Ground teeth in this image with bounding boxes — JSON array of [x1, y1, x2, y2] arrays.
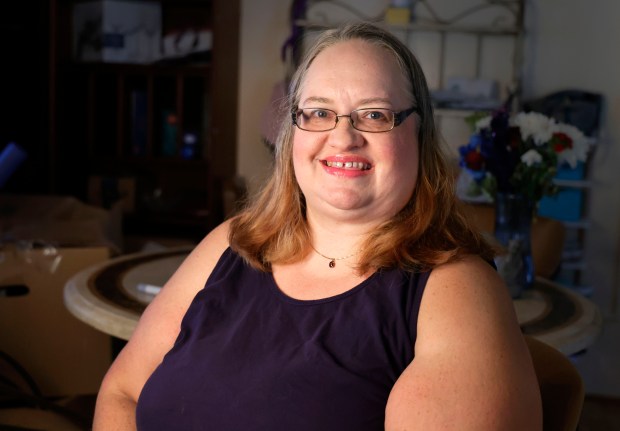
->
[[324, 161, 370, 170]]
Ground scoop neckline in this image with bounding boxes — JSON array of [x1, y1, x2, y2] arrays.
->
[[265, 270, 380, 305]]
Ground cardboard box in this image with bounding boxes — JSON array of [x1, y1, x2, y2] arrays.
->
[[73, 0, 162, 63], [0, 194, 123, 254], [385, 7, 411, 24], [0, 247, 112, 397]]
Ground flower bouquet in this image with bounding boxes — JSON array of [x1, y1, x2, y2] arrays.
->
[[457, 107, 592, 204]]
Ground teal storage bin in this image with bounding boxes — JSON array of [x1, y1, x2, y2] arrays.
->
[[555, 162, 585, 180], [538, 189, 583, 221]]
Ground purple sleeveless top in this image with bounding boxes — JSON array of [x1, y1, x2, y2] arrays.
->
[[136, 247, 430, 430]]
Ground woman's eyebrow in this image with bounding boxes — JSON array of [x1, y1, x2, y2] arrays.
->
[[301, 96, 332, 105], [357, 97, 391, 105], [301, 96, 392, 106]]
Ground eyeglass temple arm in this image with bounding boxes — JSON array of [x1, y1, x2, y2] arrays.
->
[[393, 106, 419, 126]]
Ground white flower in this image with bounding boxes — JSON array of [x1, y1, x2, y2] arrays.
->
[[521, 149, 543, 166], [553, 123, 592, 168], [511, 112, 557, 145], [474, 116, 491, 132]]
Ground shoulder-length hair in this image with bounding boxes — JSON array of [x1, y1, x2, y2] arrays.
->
[[229, 21, 495, 273]]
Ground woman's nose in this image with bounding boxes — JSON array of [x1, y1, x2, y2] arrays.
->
[[327, 116, 364, 149]]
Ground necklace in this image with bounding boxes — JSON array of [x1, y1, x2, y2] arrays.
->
[[310, 245, 359, 268]]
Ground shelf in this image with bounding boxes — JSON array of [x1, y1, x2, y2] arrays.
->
[[561, 260, 588, 271], [115, 157, 210, 167], [295, 19, 521, 36], [562, 219, 591, 230], [69, 62, 211, 76], [435, 107, 497, 117], [73, 69, 210, 161], [562, 248, 584, 260], [563, 284, 594, 298], [124, 208, 215, 240], [553, 179, 593, 189]]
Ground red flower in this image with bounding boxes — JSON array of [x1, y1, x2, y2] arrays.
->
[[464, 149, 485, 170], [509, 126, 521, 150], [551, 132, 573, 153]]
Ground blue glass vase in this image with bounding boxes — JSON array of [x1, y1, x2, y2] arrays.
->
[[493, 193, 535, 298]]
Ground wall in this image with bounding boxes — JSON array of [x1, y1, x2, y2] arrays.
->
[[236, 0, 620, 396], [237, 0, 290, 195], [523, 0, 620, 397]]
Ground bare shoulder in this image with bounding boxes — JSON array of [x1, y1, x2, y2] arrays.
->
[[385, 255, 542, 430], [149, 218, 232, 311], [179, 218, 232, 275], [420, 255, 517, 341]]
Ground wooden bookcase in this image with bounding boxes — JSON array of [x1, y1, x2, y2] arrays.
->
[[49, 0, 239, 241]]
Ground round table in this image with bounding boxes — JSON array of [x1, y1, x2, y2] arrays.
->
[[64, 247, 191, 341], [64, 248, 602, 355]]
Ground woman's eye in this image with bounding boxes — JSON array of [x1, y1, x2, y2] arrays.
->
[[312, 110, 329, 118], [365, 110, 388, 121]]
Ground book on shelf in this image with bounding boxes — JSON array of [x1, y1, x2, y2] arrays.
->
[[130, 90, 148, 156]]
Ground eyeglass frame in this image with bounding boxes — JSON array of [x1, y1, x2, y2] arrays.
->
[[291, 106, 419, 133]]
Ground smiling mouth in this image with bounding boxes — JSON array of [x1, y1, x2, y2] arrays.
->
[[321, 160, 371, 170]]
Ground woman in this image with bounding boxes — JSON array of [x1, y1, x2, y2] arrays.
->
[[94, 22, 542, 430]]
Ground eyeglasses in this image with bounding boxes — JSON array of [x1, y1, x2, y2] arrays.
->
[[291, 106, 419, 133]]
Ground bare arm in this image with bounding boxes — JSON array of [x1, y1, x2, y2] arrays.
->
[[92, 221, 231, 430], [385, 255, 542, 430]]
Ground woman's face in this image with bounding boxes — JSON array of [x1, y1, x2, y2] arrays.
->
[[292, 39, 419, 227]]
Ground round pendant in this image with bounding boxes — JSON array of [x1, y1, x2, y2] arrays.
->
[[329, 260, 336, 268]]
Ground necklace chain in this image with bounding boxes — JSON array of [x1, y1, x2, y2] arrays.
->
[[310, 244, 359, 268]]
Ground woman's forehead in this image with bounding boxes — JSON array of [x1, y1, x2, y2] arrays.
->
[[299, 40, 411, 105]]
